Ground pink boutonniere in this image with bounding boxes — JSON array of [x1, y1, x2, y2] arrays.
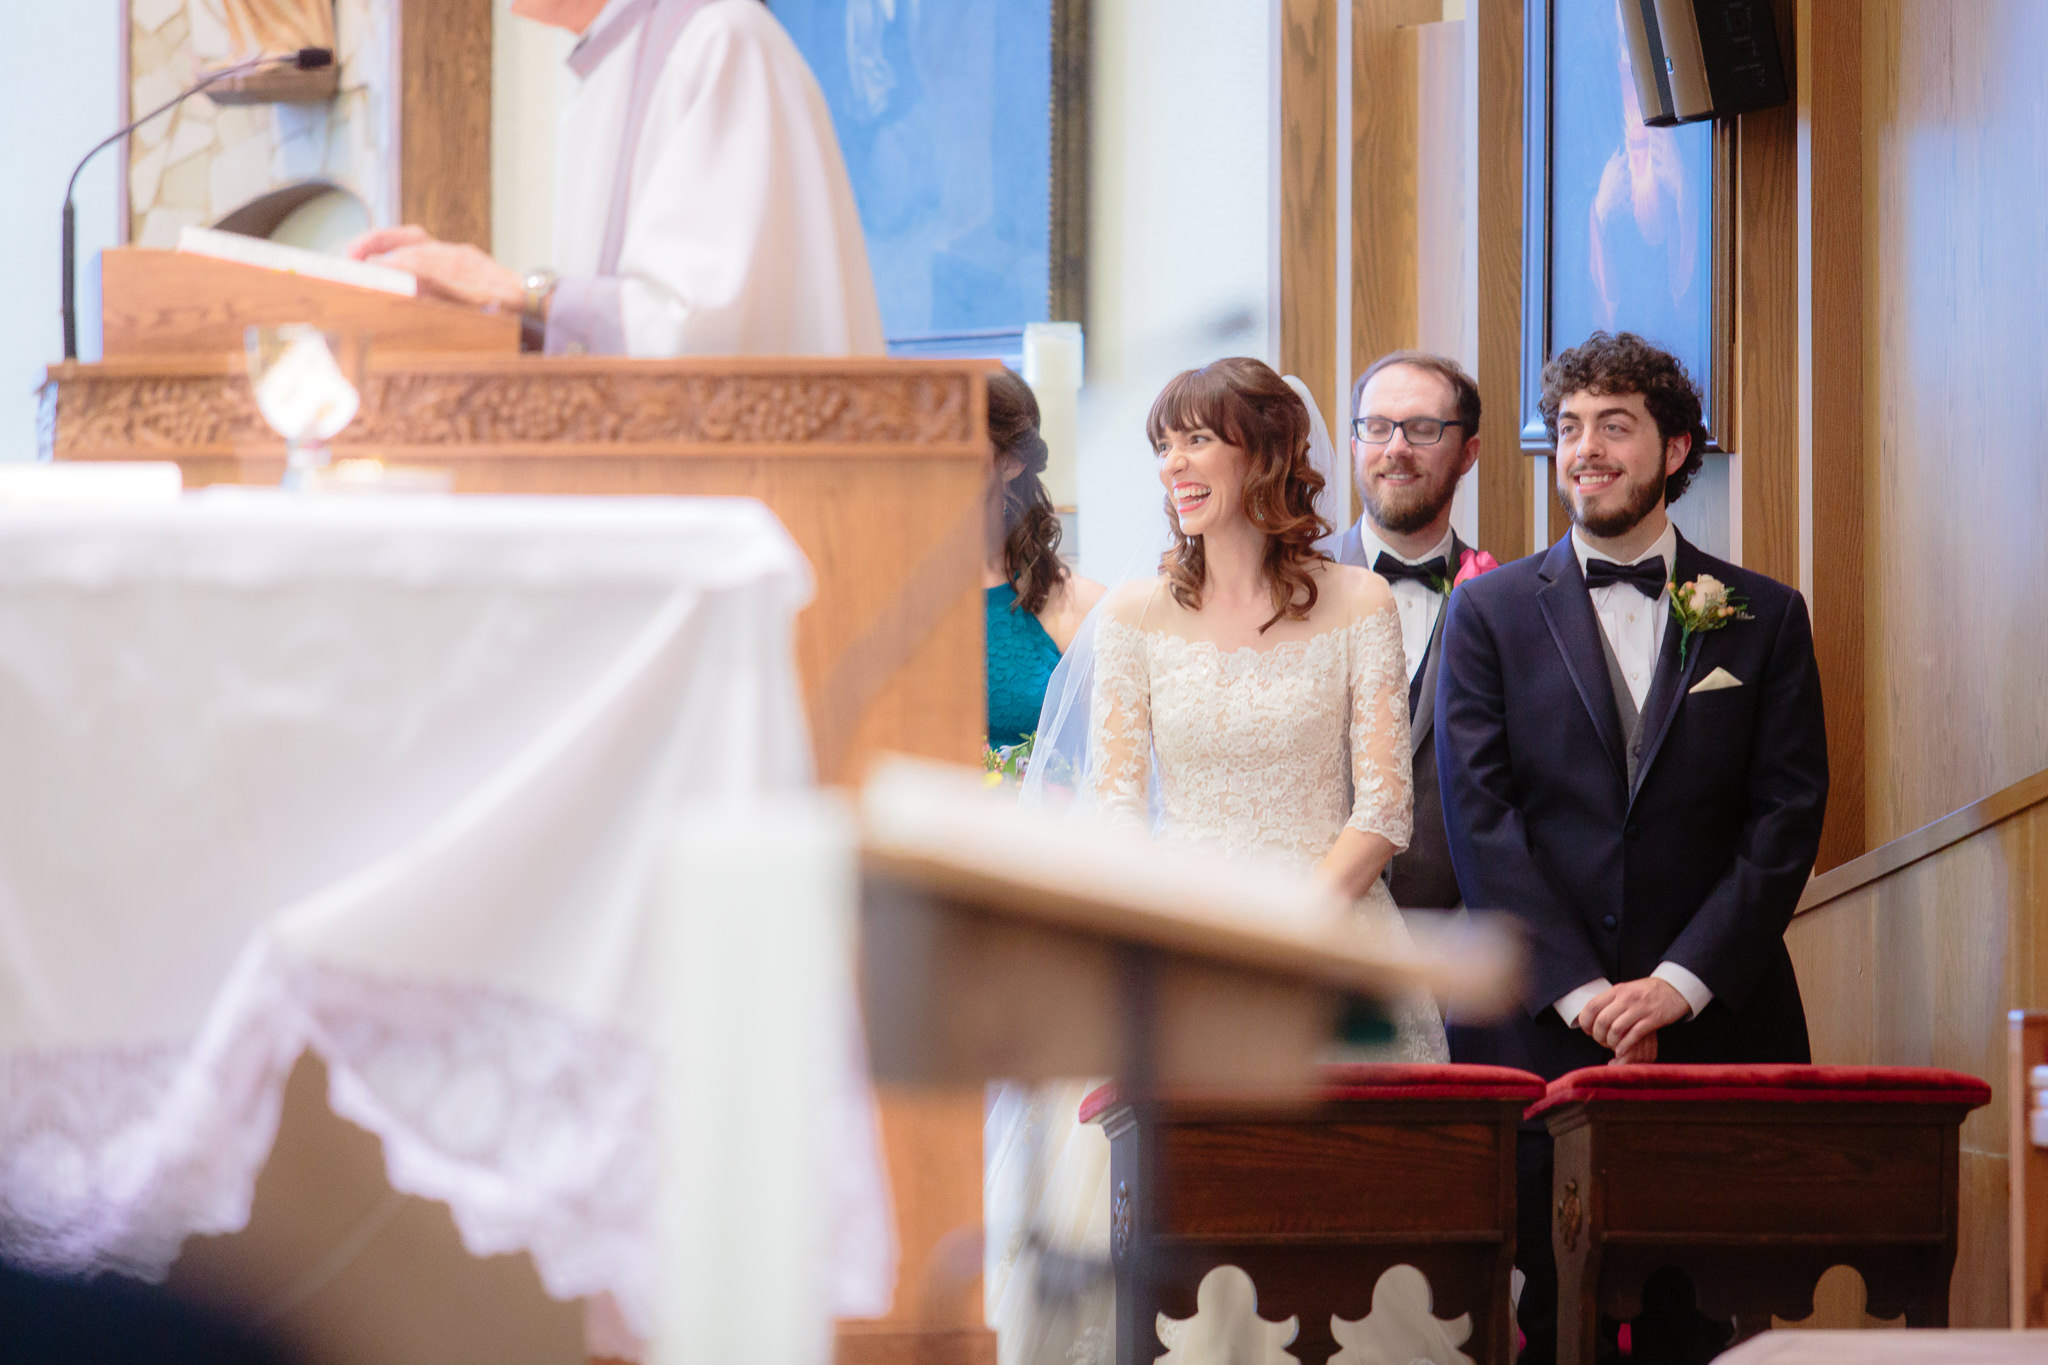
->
[[1451, 548, 1500, 589]]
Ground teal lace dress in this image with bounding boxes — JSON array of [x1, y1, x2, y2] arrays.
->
[[985, 584, 1063, 749]]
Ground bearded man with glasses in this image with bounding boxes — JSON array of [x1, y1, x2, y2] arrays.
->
[[1333, 351, 1498, 916]]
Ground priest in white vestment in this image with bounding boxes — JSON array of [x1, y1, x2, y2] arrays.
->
[[347, 0, 884, 357]]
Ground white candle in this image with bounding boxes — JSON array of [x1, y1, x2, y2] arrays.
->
[[1022, 322, 1084, 512]]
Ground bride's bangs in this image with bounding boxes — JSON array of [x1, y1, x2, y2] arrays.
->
[[1144, 366, 1250, 453]]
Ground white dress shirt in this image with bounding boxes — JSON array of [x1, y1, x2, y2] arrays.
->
[[1553, 519, 1713, 1029], [1356, 522, 1456, 682]]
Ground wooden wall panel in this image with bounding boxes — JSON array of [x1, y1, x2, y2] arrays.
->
[[1731, 0, 1799, 589], [1280, 0, 1340, 442], [1797, 0, 1868, 872], [1861, 0, 2048, 844], [1788, 787, 2048, 1327], [398, 0, 493, 249], [1474, 0, 1530, 561], [1349, 0, 1435, 377]]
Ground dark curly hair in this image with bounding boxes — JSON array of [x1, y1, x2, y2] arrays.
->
[[1145, 357, 1329, 633], [987, 369, 1069, 616], [1537, 331, 1708, 505]]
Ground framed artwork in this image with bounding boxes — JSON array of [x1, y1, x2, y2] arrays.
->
[[770, 0, 1088, 362], [1521, 0, 1726, 453]]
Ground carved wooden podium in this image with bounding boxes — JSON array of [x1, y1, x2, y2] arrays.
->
[[48, 251, 990, 784]]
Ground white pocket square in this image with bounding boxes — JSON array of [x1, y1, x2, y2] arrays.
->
[[1689, 667, 1743, 694]]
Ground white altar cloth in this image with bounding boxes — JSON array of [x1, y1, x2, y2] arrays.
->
[[0, 490, 893, 1347]]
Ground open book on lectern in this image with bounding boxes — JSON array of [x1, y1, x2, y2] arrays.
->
[[95, 231, 519, 359]]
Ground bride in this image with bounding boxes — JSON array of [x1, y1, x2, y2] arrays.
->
[[1091, 358, 1441, 1048], [988, 358, 1447, 1365]]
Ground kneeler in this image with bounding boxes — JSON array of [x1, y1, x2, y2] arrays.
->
[[1082, 1064, 1547, 1365], [1528, 1065, 1993, 1365]]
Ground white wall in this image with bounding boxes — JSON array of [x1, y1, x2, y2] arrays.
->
[[0, 7, 124, 459], [491, 0, 572, 272], [1074, 0, 1274, 583]]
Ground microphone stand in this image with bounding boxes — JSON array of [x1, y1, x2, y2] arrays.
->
[[60, 47, 334, 361]]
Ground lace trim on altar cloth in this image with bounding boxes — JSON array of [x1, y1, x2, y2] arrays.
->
[[0, 946, 660, 1339]]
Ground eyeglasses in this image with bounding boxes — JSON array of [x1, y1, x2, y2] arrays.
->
[[1352, 416, 1469, 446]]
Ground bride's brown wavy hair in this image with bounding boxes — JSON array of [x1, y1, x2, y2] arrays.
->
[[1145, 357, 1330, 632]]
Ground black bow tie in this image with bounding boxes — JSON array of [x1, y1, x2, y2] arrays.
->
[[1373, 552, 1451, 589], [1584, 555, 1668, 599]]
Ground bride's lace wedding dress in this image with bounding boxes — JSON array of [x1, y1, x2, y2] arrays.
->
[[1089, 571, 1448, 1061]]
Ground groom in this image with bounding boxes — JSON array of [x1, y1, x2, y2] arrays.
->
[[1334, 351, 1494, 913], [1435, 332, 1828, 1363]]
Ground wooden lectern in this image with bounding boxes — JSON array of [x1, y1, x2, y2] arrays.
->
[[50, 248, 990, 784]]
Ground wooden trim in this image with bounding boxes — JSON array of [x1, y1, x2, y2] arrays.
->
[[1349, 1, 1433, 379], [1475, 0, 1530, 561], [1797, 0, 1867, 872], [1049, 0, 1090, 325], [1731, 0, 1799, 586], [1280, 0, 1339, 441], [397, 0, 493, 248], [1795, 766, 2048, 915], [1515, 0, 1549, 454], [46, 355, 993, 463]]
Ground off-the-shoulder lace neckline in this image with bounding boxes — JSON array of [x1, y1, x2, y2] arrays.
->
[[1097, 611, 1369, 659]]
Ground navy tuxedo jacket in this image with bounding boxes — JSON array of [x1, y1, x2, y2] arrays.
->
[[1435, 531, 1827, 1079]]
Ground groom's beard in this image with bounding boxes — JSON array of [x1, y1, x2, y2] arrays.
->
[[1363, 456, 1460, 536], [1557, 459, 1664, 538]]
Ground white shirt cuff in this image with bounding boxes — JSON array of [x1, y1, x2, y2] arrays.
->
[[1652, 962, 1713, 1019], [1555, 978, 1614, 1029]]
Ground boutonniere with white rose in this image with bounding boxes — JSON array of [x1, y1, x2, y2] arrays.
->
[[1669, 573, 1751, 668]]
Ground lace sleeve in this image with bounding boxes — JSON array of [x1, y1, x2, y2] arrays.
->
[[1086, 615, 1151, 829], [1346, 596, 1413, 850]]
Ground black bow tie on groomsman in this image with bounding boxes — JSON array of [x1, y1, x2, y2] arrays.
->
[[1584, 555, 1668, 599], [1373, 552, 1452, 590]]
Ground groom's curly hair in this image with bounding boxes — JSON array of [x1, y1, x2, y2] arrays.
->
[[1538, 331, 1709, 505], [1146, 357, 1330, 633]]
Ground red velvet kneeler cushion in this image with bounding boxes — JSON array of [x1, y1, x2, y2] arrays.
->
[[1524, 1064, 1994, 1122], [1078, 1064, 1547, 1124]]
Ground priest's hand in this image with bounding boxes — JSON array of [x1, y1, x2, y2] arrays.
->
[[1580, 977, 1689, 1060], [344, 226, 526, 313]]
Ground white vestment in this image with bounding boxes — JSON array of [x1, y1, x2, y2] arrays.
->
[[548, 0, 886, 357]]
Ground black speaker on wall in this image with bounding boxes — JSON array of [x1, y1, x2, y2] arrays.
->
[[1620, 0, 1788, 127]]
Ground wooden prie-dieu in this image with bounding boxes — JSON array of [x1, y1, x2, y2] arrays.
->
[[1530, 1065, 1993, 1365], [1082, 1065, 1546, 1365]]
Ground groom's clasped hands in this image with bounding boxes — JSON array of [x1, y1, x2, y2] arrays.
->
[[1577, 976, 1693, 1065]]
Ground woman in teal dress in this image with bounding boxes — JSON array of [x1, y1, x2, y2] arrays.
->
[[984, 370, 1103, 750]]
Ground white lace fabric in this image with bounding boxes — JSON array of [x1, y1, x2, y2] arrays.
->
[[1082, 571, 1443, 1063], [0, 945, 661, 1331], [1087, 574, 1415, 862]]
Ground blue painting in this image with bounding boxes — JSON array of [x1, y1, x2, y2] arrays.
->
[[770, 0, 1053, 352], [1526, 0, 1716, 446]]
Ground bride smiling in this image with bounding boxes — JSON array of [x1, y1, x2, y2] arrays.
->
[[1086, 357, 1448, 1059]]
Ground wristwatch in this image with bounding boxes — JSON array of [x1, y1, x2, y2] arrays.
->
[[522, 268, 559, 319], [520, 268, 559, 352]]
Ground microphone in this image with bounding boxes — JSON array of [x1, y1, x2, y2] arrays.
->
[[60, 47, 337, 361]]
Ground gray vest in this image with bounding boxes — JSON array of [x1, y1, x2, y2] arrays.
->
[[1596, 626, 1646, 791]]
